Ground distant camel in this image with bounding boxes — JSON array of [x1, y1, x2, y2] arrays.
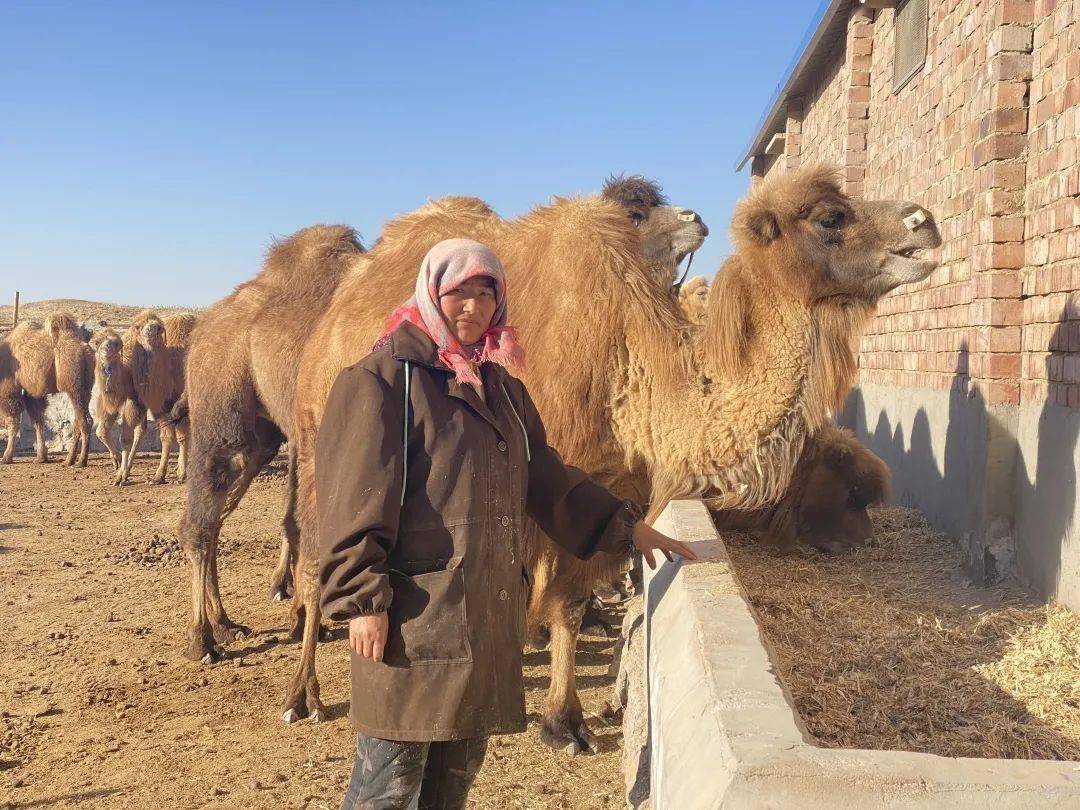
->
[[113, 311, 198, 485], [0, 312, 93, 466]]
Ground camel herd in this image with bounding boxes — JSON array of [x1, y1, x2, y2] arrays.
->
[[1, 310, 196, 485], [0, 166, 941, 755]]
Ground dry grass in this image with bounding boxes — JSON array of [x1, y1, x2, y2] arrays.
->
[[723, 506, 1080, 761]]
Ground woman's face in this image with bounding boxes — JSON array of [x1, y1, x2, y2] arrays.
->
[[439, 277, 498, 345]]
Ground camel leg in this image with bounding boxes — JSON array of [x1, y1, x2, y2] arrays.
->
[[180, 446, 247, 663], [269, 444, 298, 602], [174, 421, 188, 483], [24, 397, 49, 463], [76, 410, 90, 467], [180, 428, 279, 662], [0, 405, 19, 464], [281, 558, 325, 723], [152, 420, 174, 485], [202, 443, 277, 644], [66, 407, 90, 467], [115, 406, 145, 486], [96, 413, 121, 470], [539, 589, 597, 755], [282, 432, 328, 723]]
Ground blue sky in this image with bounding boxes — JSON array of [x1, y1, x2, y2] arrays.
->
[[1, 1, 816, 307]]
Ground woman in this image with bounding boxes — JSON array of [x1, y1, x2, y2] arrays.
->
[[317, 238, 696, 809]]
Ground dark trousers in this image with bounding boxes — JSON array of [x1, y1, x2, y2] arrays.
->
[[341, 732, 489, 810]]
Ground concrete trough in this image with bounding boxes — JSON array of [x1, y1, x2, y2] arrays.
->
[[632, 499, 1080, 808]]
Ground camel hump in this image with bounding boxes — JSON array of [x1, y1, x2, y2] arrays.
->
[[261, 224, 365, 297], [163, 312, 199, 347], [44, 311, 79, 341]]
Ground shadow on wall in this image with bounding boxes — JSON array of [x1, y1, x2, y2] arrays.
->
[[841, 313, 1079, 602]]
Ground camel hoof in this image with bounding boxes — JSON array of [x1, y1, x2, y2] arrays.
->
[[540, 714, 599, 756], [269, 587, 289, 603], [309, 709, 324, 723], [282, 709, 300, 724], [200, 653, 215, 665], [0, 457, 12, 465]]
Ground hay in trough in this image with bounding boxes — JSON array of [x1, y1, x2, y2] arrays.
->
[[722, 507, 1080, 760]]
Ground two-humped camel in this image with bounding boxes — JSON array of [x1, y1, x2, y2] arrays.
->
[[267, 166, 939, 749], [174, 177, 706, 654], [681, 275, 893, 553], [0, 313, 93, 466], [108, 311, 197, 485]]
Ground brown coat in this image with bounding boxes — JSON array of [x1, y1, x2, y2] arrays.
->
[[317, 322, 634, 741]]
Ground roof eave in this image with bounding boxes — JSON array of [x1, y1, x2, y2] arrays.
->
[[734, 0, 853, 172]]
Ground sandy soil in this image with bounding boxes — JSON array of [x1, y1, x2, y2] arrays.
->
[[0, 454, 622, 809], [0, 299, 200, 328]]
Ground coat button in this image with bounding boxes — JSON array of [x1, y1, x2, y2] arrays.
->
[[498, 589, 508, 601], [500, 515, 511, 527], [497, 440, 507, 452]]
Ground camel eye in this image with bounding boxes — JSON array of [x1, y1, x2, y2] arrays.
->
[[628, 210, 645, 225], [819, 211, 845, 230]]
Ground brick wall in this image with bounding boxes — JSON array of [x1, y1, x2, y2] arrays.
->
[[1021, 0, 1080, 407], [761, 0, 1078, 414]]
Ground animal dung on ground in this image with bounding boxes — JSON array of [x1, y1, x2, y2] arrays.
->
[[722, 507, 1080, 761]]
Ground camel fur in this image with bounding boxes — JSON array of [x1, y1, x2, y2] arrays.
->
[[175, 176, 704, 665], [0, 312, 93, 466], [713, 422, 892, 553], [90, 328, 142, 474], [265, 165, 940, 753]]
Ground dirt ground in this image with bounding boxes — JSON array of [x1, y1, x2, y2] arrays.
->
[[0, 454, 623, 809]]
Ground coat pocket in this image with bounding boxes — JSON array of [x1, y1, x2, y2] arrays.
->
[[385, 558, 471, 666]]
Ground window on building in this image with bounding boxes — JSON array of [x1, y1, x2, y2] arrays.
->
[[893, 0, 928, 92]]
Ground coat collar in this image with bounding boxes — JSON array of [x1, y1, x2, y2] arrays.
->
[[390, 321, 508, 435]]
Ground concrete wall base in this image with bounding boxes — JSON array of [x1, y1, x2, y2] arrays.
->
[[841, 382, 1079, 611]]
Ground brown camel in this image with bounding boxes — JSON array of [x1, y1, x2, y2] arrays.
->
[[713, 422, 892, 554], [0, 313, 93, 466], [602, 175, 708, 288], [264, 165, 940, 750], [113, 311, 197, 485], [90, 328, 142, 473], [677, 274, 710, 324], [174, 175, 706, 655]]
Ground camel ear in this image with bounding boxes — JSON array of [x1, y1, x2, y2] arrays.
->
[[705, 258, 753, 377], [851, 447, 892, 505], [733, 195, 782, 247]]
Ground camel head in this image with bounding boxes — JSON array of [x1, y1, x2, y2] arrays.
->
[[678, 275, 710, 324], [92, 329, 123, 388], [731, 164, 941, 304], [133, 311, 167, 350], [602, 175, 709, 288], [797, 427, 892, 554]]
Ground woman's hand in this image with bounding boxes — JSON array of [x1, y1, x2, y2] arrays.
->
[[632, 521, 699, 569], [349, 612, 389, 662]]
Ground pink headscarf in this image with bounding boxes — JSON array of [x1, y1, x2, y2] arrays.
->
[[373, 238, 526, 385]]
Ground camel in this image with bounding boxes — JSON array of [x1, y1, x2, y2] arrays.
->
[[0, 313, 93, 466], [113, 311, 197, 485], [89, 328, 142, 473], [678, 274, 710, 324], [174, 175, 707, 655], [602, 175, 708, 288], [257, 165, 940, 751], [712, 422, 892, 553]]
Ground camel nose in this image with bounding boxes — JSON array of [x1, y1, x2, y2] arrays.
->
[[678, 208, 709, 236], [902, 205, 928, 231]]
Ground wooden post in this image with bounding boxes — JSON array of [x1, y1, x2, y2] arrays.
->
[[12, 291, 18, 327]]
